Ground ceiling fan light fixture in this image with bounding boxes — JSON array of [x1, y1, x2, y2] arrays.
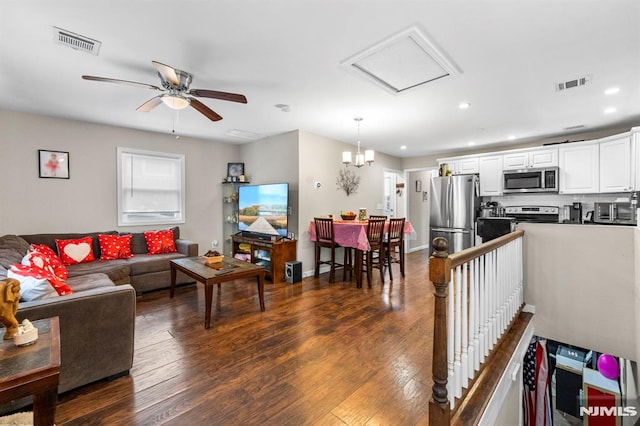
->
[[161, 94, 190, 110]]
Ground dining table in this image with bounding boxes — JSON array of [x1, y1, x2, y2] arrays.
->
[[308, 218, 416, 287]]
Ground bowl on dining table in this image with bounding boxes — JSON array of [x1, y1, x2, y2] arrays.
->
[[340, 213, 356, 220]]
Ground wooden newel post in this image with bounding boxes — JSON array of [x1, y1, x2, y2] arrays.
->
[[429, 237, 451, 425]]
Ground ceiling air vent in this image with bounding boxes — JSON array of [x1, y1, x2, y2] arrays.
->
[[556, 75, 591, 92], [53, 27, 101, 55]]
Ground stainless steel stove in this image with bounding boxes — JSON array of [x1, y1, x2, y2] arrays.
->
[[503, 205, 559, 223]]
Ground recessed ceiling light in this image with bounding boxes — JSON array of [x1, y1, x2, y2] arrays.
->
[[508, 135, 516, 141], [468, 141, 476, 146], [604, 87, 620, 95], [604, 107, 617, 114], [459, 102, 471, 109], [400, 145, 407, 150]]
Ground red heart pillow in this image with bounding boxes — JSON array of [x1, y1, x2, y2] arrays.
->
[[143, 229, 177, 255], [55, 237, 96, 265], [98, 234, 133, 261]]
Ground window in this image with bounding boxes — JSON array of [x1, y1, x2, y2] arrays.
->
[[117, 147, 185, 226]]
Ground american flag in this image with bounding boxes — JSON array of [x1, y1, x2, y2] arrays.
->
[[523, 338, 552, 425]]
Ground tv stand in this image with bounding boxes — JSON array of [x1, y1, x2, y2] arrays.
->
[[231, 234, 297, 282]]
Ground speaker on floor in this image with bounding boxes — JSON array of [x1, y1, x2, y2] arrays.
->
[[285, 261, 302, 284]]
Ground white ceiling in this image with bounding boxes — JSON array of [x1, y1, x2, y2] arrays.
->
[[1, 1, 639, 158]]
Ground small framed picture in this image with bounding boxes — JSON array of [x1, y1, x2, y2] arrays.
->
[[227, 162, 244, 178], [38, 150, 69, 179], [415, 180, 422, 192]]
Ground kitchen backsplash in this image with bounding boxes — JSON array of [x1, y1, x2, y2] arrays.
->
[[484, 192, 634, 220]]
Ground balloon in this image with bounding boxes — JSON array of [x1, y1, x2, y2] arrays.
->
[[597, 354, 619, 380]]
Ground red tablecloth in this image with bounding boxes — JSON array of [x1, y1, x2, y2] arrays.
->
[[308, 219, 415, 251]]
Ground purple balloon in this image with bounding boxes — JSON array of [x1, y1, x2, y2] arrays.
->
[[597, 354, 619, 380]]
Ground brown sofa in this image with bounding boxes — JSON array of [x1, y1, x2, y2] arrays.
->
[[0, 226, 198, 408], [19, 226, 198, 295]]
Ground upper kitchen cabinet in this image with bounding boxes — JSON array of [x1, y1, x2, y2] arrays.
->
[[438, 156, 479, 175], [599, 133, 632, 193], [559, 142, 599, 194], [502, 148, 558, 170], [478, 155, 503, 196], [633, 128, 640, 190]]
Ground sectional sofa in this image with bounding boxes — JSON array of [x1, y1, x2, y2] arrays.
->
[[0, 226, 198, 406]]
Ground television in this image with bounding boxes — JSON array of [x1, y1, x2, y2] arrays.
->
[[237, 183, 289, 238]]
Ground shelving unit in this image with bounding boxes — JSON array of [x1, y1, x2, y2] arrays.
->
[[222, 181, 249, 255], [231, 234, 297, 282]]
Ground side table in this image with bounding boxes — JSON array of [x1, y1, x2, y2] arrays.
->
[[0, 317, 60, 426]]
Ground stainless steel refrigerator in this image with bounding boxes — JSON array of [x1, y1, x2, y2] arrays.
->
[[429, 174, 480, 253]]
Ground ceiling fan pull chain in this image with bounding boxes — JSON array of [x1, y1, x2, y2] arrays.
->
[[172, 110, 180, 139]]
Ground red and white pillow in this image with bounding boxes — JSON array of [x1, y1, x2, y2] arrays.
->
[[10, 245, 73, 301], [143, 229, 177, 255], [55, 236, 96, 265], [98, 234, 133, 261], [26, 244, 68, 280]]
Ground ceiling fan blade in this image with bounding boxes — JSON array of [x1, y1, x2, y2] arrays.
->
[[82, 75, 162, 91], [136, 96, 163, 112], [151, 61, 180, 86], [189, 98, 223, 121], [188, 89, 247, 104]]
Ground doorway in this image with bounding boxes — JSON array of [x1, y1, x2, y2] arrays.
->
[[405, 167, 437, 252], [383, 169, 404, 218]]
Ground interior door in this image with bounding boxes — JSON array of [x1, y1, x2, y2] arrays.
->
[[383, 170, 398, 217]]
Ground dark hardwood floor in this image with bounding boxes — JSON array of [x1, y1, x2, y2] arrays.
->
[[55, 250, 435, 425]]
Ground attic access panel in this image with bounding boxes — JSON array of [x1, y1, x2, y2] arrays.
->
[[342, 26, 461, 94]]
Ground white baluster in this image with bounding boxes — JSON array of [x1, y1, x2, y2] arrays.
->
[[454, 265, 462, 398], [461, 263, 468, 389], [469, 258, 477, 377], [479, 253, 487, 361], [448, 276, 455, 407]]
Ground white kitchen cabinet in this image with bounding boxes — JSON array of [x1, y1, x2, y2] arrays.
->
[[599, 133, 632, 193], [502, 148, 558, 170], [559, 142, 599, 194], [478, 155, 503, 196], [438, 156, 479, 175], [632, 128, 640, 190], [458, 157, 479, 174]]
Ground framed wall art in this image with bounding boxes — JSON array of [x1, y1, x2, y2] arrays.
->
[[38, 150, 69, 179], [227, 162, 244, 178]]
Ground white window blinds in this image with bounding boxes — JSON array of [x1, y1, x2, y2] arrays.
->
[[117, 147, 185, 226]]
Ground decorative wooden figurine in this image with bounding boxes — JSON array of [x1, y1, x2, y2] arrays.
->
[[0, 278, 21, 339]]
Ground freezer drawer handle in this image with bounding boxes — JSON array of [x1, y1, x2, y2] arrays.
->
[[431, 228, 470, 234]]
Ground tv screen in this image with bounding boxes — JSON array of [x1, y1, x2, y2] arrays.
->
[[238, 183, 289, 237]]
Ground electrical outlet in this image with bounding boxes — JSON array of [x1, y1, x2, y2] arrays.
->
[[211, 240, 218, 248]]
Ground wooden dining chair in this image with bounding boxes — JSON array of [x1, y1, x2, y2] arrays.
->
[[313, 217, 349, 283], [362, 217, 386, 288], [384, 217, 406, 281], [368, 215, 388, 220]]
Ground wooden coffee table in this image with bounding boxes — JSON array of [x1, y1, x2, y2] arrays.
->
[[170, 257, 266, 328], [0, 317, 60, 426]]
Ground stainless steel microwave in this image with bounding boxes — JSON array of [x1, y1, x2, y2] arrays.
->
[[502, 167, 559, 193]]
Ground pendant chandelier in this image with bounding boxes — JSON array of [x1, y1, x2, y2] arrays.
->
[[342, 117, 374, 167]]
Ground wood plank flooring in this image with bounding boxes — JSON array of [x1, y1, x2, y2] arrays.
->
[[55, 250, 435, 425]]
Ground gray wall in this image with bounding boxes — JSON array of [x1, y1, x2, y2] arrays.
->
[[0, 109, 239, 254], [520, 222, 637, 361]]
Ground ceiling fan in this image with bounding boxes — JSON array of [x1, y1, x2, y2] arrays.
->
[[82, 61, 247, 121]]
